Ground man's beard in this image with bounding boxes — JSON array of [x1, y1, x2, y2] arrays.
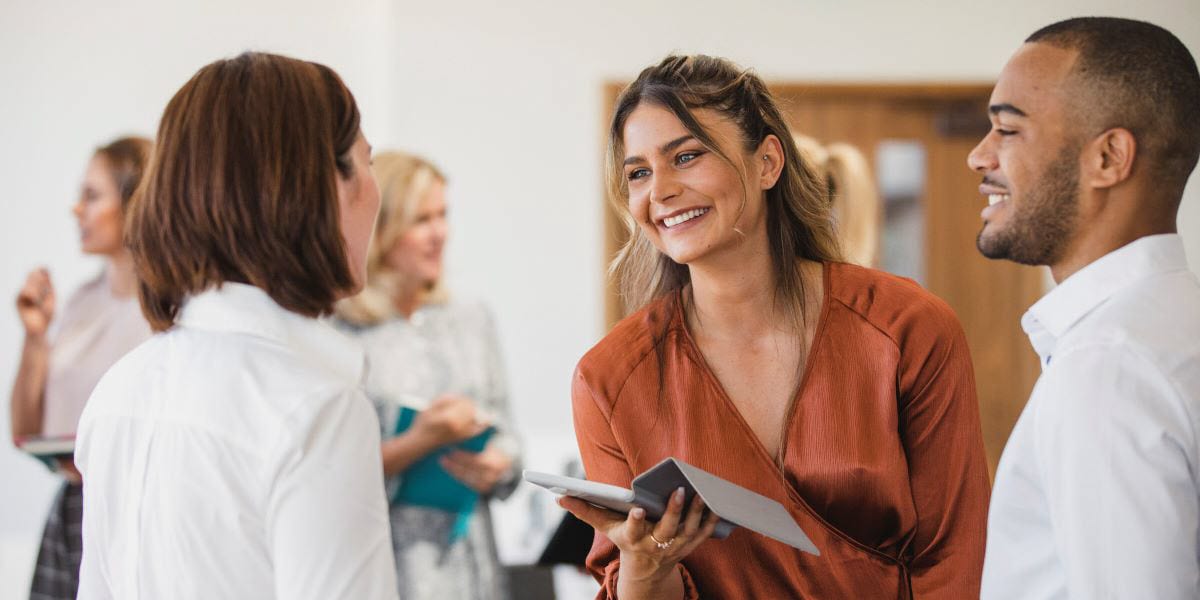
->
[[976, 147, 1080, 266]]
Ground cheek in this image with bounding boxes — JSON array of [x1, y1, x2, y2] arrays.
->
[[391, 234, 423, 264], [96, 200, 124, 234], [627, 189, 651, 224]]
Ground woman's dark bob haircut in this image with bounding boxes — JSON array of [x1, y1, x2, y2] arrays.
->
[[127, 51, 361, 331]]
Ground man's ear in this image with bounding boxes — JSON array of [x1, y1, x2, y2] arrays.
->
[[1082, 127, 1137, 189]]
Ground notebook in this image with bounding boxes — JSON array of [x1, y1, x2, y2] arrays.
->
[[391, 405, 496, 514], [15, 434, 75, 470], [524, 457, 819, 554]]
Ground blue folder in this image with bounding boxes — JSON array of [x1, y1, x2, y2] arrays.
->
[[391, 406, 496, 517]]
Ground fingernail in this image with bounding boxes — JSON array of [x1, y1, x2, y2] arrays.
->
[[674, 487, 685, 502], [631, 507, 645, 520]]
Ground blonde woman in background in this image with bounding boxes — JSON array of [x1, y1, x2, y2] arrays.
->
[[793, 135, 882, 267], [336, 151, 522, 600], [9, 136, 154, 600]]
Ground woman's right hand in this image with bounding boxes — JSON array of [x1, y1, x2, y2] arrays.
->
[[16, 268, 55, 339], [411, 393, 486, 446], [560, 487, 719, 598]]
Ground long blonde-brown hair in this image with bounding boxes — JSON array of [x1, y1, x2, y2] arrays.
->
[[793, 135, 881, 268], [608, 55, 842, 323], [335, 151, 448, 325]]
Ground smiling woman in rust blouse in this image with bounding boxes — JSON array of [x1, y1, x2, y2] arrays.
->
[[559, 55, 990, 600]]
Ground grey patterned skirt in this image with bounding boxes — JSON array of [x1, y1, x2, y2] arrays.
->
[[29, 482, 82, 600]]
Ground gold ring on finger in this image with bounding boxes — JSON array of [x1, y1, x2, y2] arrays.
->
[[649, 532, 675, 550]]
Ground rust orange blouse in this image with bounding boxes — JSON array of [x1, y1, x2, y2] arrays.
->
[[572, 262, 989, 599]]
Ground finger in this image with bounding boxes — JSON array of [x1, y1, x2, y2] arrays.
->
[[441, 451, 478, 470], [17, 288, 38, 307], [443, 393, 475, 409], [651, 487, 687, 541], [557, 496, 630, 534], [625, 505, 653, 543], [439, 454, 473, 476], [31, 270, 50, 294], [679, 511, 721, 556], [680, 493, 707, 537], [439, 456, 474, 483]]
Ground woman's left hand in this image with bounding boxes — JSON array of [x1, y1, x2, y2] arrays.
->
[[441, 443, 513, 494]]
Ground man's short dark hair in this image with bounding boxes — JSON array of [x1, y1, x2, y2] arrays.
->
[[1027, 17, 1200, 195]]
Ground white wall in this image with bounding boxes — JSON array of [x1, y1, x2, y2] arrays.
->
[[1, 1, 1197, 598]]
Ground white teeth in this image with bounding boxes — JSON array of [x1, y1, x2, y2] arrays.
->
[[663, 208, 709, 228], [988, 193, 1011, 206]]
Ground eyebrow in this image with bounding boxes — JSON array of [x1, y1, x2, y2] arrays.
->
[[623, 134, 696, 167], [989, 103, 1028, 118]]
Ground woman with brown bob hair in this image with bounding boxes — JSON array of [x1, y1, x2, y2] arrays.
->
[[560, 55, 989, 599], [73, 52, 398, 599]]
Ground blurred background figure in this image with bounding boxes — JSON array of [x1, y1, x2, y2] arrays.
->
[[8, 136, 153, 600], [793, 135, 883, 268], [336, 151, 523, 600]]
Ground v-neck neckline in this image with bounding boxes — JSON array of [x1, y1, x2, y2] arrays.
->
[[674, 261, 833, 469]]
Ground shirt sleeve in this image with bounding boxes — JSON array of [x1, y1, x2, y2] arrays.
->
[[572, 367, 700, 600], [265, 387, 399, 600], [1034, 345, 1199, 599], [896, 299, 990, 598]]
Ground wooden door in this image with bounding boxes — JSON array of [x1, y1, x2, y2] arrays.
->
[[601, 83, 1042, 476]]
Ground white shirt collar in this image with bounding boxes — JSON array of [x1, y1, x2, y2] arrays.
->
[[1020, 234, 1190, 363], [177, 282, 366, 386]]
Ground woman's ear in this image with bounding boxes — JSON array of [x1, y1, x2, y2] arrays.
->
[[757, 135, 785, 190]]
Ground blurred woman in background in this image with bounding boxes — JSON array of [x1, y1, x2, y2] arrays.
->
[[793, 134, 882, 268], [9, 136, 153, 600], [336, 151, 522, 600]]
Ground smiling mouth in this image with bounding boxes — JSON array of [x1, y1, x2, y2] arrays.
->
[[988, 193, 1011, 206], [661, 208, 709, 228]]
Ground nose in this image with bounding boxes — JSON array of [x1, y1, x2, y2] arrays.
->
[[432, 215, 448, 244], [967, 134, 998, 174], [649, 170, 682, 204], [71, 198, 85, 220]]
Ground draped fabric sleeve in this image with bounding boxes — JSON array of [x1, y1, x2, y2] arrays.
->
[[572, 366, 700, 600], [894, 296, 990, 598]]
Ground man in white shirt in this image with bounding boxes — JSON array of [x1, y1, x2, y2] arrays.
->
[[969, 17, 1200, 599]]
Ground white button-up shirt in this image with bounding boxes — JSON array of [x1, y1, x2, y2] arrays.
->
[[75, 283, 399, 600], [982, 234, 1200, 599]]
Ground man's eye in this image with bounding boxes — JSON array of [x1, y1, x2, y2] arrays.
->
[[996, 128, 1017, 136], [627, 168, 650, 181]]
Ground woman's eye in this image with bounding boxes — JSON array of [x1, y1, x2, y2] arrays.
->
[[627, 168, 650, 181], [676, 151, 702, 165]]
